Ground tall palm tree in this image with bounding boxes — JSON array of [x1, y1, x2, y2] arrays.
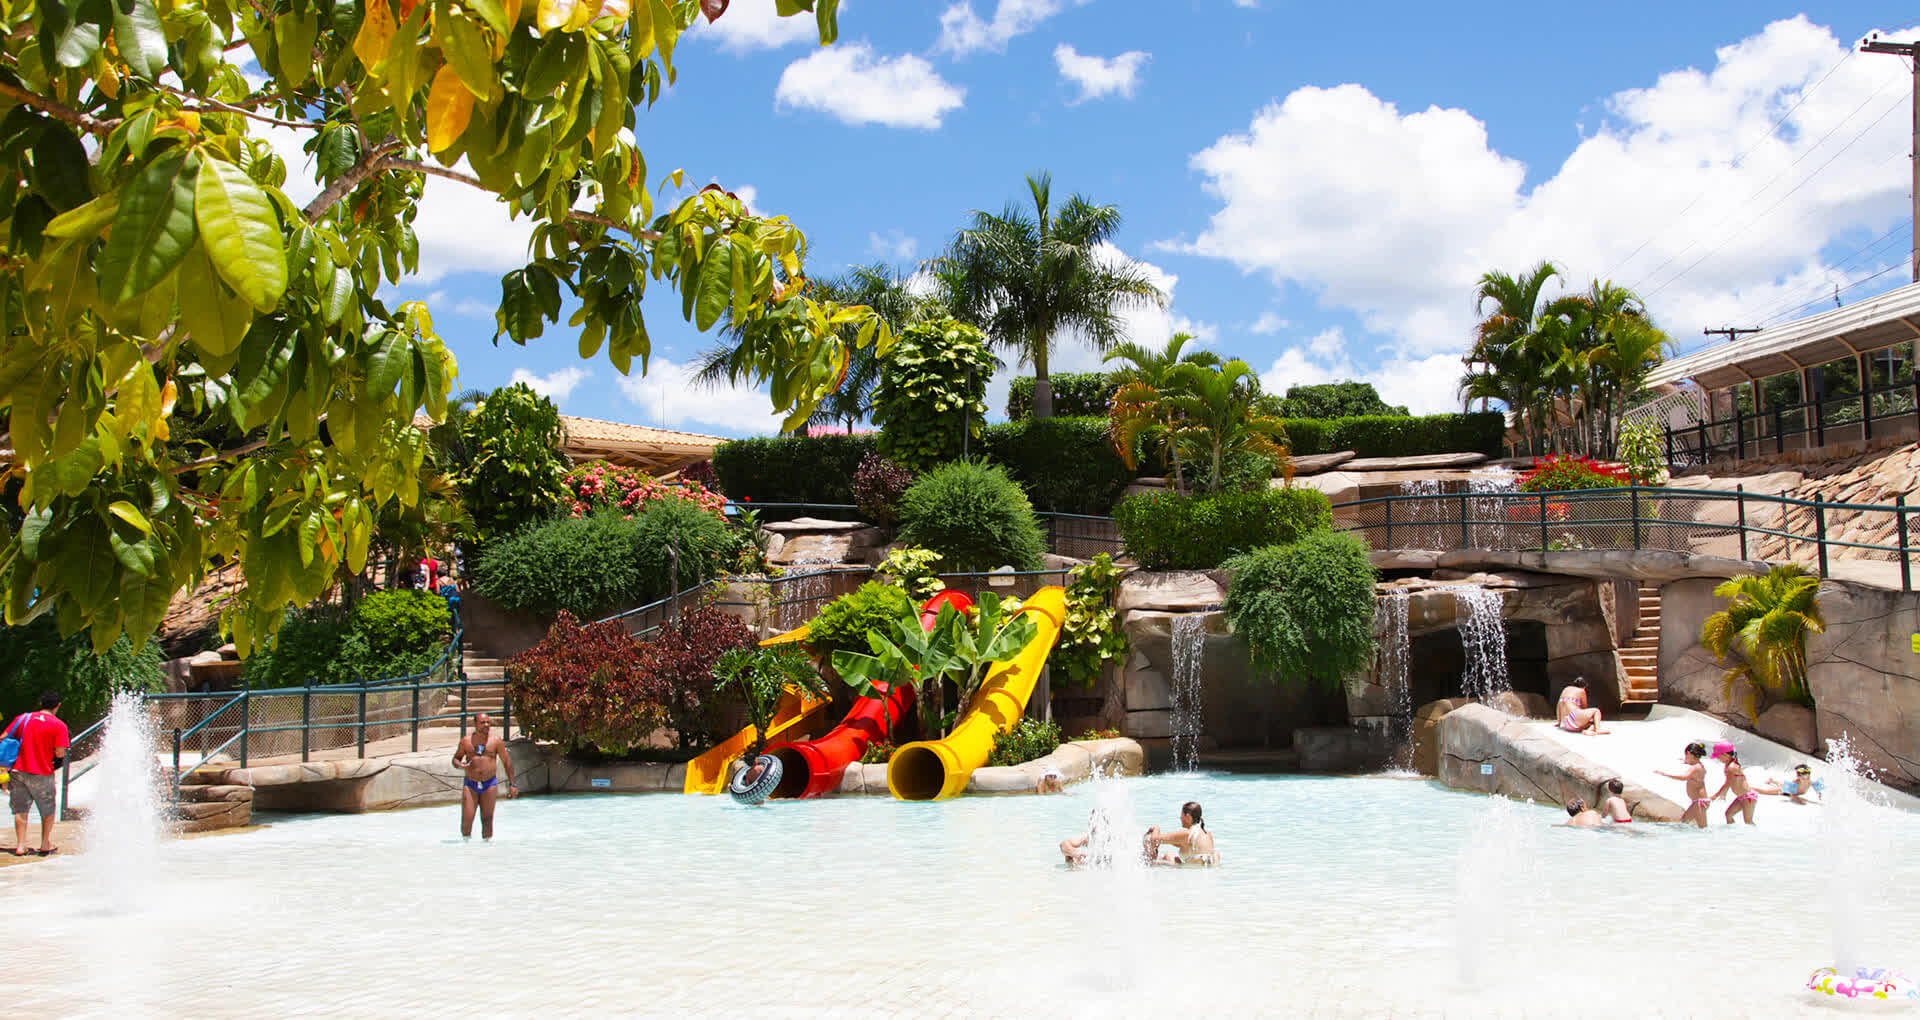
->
[[1700, 564, 1824, 718], [1460, 262, 1560, 453], [1104, 332, 1221, 493], [936, 171, 1166, 418]]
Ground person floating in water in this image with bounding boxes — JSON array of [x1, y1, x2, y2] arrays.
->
[[1144, 801, 1218, 866], [1655, 741, 1711, 828], [1059, 807, 1110, 867], [1555, 678, 1608, 735], [452, 713, 517, 840], [1710, 741, 1757, 825], [1601, 778, 1633, 823], [1562, 799, 1605, 827]]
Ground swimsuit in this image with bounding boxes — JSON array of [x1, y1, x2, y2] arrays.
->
[[1732, 791, 1758, 804], [1690, 798, 1711, 809], [1558, 714, 1585, 732], [464, 739, 497, 795]]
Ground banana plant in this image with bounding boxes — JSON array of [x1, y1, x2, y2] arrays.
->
[[832, 593, 1038, 738]]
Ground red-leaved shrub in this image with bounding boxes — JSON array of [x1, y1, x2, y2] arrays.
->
[[853, 453, 914, 526], [637, 605, 756, 750], [1517, 454, 1634, 492], [506, 613, 659, 753]]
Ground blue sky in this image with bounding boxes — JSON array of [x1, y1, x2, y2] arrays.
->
[[280, 2, 1920, 436]]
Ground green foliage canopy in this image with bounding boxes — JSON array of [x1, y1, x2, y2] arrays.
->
[[873, 319, 995, 472], [1222, 532, 1378, 690], [895, 460, 1046, 572], [457, 383, 570, 544]]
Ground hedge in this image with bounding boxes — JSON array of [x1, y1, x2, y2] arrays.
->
[[979, 417, 1132, 515], [1113, 488, 1333, 570], [1278, 412, 1504, 458], [710, 433, 878, 506], [1006, 373, 1118, 420]]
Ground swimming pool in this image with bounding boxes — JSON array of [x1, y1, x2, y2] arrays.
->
[[6, 773, 1915, 1018]]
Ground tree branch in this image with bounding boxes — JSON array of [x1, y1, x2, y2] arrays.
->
[[157, 85, 323, 130], [374, 157, 663, 240], [300, 138, 407, 223], [0, 80, 116, 134]]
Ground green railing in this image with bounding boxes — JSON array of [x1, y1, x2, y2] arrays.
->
[[1332, 484, 1919, 590]]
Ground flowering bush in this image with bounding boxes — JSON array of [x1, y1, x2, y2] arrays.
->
[[1517, 454, 1634, 492], [563, 461, 727, 520], [507, 613, 661, 753]]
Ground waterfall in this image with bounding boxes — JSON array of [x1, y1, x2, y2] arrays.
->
[[1466, 470, 1517, 547], [83, 692, 169, 912], [1453, 586, 1511, 703], [1399, 478, 1446, 548], [778, 559, 834, 630], [1375, 592, 1413, 768], [1168, 614, 1206, 773]]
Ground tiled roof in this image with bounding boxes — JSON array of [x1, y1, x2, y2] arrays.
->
[[556, 415, 725, 452]]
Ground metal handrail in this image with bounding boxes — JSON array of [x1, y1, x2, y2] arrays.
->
[[1664, 372, 1920, 465]]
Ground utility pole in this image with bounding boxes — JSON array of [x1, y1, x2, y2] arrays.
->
[[1862, 33, 1920, 283], [1703, 326, 1761, 343]]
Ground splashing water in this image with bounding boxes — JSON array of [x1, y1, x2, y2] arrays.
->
[[1819, 734, 1897, 976], [1169, 614, 1206, 773], [1375, 592, 1413, 768], [83, 692, 169, 912], [1453, 795, 1542, 987], [778, 559, 834, 630], [1398, 478, 1447, 548], [1453, 587, 1511, 703], [1466, 469, 1517, 547]]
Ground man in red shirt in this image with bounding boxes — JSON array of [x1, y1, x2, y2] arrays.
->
[[8, 691, 69, 857]]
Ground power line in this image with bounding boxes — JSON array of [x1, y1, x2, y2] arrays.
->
[[1627, 71, 1908, 296], [1731, 217, 1914, 327], [1603, 48, 1857, 282]]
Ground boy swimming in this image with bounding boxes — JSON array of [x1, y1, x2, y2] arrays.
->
[[1710, 741, 1758, 824], [1601, 778, 1633, 823], [1655, 741, 1711, 828]]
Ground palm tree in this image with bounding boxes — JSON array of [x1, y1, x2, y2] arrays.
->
[[1104, 331, 1222, 387], [1700, 564, 1824, 718], [1104, 332, 1220, 494], [1460, 262, 1560, 453], [936, 171, 1166, 418], [1160, 359, 1290, 494]]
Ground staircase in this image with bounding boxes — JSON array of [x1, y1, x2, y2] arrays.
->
[[172, 766, 253, 832], [1620, 588, 1662, 706], [450, 640, 510, 731]]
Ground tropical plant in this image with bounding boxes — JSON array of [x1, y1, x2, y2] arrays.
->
[[637, 603, 756, 751], [507, 612, 655, 755], [711, 645, 828, 760], [1257, 381, 1408, 420], [853, 454, 915, 528], [1700, 565, 1825, 716], [833, 593, 1039, 738], [0, 0, 888, 653], [873, 546, 945, 602], [1460, 261, 1562, 454], [1103, 331, 1220, 493], [1050, 554, 1128, 687], [1221, 532, 1378, 690], [895, 461, 1047, 572], [936, 172, 1166, 418], [1121, 359, 1289, 496], [872, 319, 997, 471], [806, 581, 916, 658], [987, 717, 1063, 766], [457, 384, 571, 544], [0, 617, 164, 723], [1616, 419, 1669, 485]]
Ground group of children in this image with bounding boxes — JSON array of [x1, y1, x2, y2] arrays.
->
[[1566, 739, 1821, 828]]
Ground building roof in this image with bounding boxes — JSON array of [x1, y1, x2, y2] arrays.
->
[[410, 412, 728, 474], [1646, 280, 1920, 392]]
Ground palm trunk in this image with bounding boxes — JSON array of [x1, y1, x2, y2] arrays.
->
[[1032, 338, 1053, 419]]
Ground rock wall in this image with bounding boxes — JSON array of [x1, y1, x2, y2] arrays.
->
[[1436, 704, 1682, 820], [1660, 575, 1920, 790]]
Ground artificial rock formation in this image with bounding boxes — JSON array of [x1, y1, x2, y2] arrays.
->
[[1436, 703, 1682, 820]]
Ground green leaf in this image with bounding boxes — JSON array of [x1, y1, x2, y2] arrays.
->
[[43, 191, 119, 240], [273, 9, 319, 85], [194, 156, 287, 311], [693, 239, 730, 331], [112, 0, 169, 79], [109, 528, 157, 577], [464, 0, 509, 36], [98, 150, 199, 305], [365, 329, 408, 397], [30, 124, 92, 211], [176, 245, 253, 359], [106, 499, 152, 533], [435, 9, 497, 101], [320, 265, 354, 324], [524, 32, 586, 99], [232, 321, 297, 431]]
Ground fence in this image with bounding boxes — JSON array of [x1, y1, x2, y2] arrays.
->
[[1332, 485, 1919, 590], [1663, 375, 1920, 469]]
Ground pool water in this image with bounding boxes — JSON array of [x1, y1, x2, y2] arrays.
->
[[7, 773, 1916, 1018]]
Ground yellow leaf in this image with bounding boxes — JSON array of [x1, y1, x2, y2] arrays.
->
[[535, 0, 574, 31], [564, 0, 595, 30], [596, 0, 629, 18], [503, 0, 523, 30], [354, 0, 396, 69], [425, 64, 474, 153]]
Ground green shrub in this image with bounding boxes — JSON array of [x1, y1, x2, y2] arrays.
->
[[1222, 532, 1378, 690], [475, 497, 732, 618], [896, 461, 1047, 572], [806, 582, 916, 657], [352, 591, 454, 659], [710, 433, 878, 506], [0, 618, 164, 722], [1006, 373, 1118, 419], [1114, 488, 1332, 570], [979, 416, 1133, 514], [1050, 554, 1128, 688], [1278, 418, 1330, 456], [1268, 413, 1503, 459], [987, 716, 1063, 766], [242, 592, 452, 688], [456, 383, 570, 544], [1260, 381, 1409, 419], [873, 319, 995, 471]]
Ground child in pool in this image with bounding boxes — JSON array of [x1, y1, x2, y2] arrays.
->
[[1779, 764, 1821, 804], [1655, 741, 1711, 828], [1602, 778, 1633, 823], [1562, 799, 1605, 827], [1710, 741, 1757, 825]]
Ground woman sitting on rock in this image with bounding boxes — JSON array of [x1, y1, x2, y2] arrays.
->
[[1556, 678, 1608, 735]]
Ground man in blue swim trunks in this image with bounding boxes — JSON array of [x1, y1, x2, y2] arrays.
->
[[453, 714, 516, 839]]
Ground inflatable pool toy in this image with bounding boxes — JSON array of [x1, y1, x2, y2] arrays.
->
[[728, 755, 782, 806], [1808, 966, 1920, 1001]]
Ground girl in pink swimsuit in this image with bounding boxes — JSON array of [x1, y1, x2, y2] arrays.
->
[[1655, 742, 1711, 828], [1711, 742, 1758, 825]]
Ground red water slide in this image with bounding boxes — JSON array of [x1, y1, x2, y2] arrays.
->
[[762, 589, 973, 800]]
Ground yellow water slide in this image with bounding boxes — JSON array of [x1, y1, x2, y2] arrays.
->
[[683, 687, 829, 795], [885, 586, 1067, 801]]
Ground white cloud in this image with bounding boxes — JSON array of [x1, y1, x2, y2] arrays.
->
[[1258, 330, 1462, 415], [936, 0, 1088, 55], [776, 43, 965, 129], [1168, 16, 1920, 373], [1054, 44, 1149, 103], [1248, 311, 1291, 334], [690, 2, 824, 52], [511, 366, 590, 404], [618, 358, 789, 436], [868, 229, 918, 258], [425, 289, 496, 320]]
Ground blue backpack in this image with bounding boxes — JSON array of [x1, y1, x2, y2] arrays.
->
[[0, 713, 28, 768]]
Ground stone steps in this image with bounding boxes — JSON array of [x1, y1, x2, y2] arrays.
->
[[1620, 590, 1663, 705]]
